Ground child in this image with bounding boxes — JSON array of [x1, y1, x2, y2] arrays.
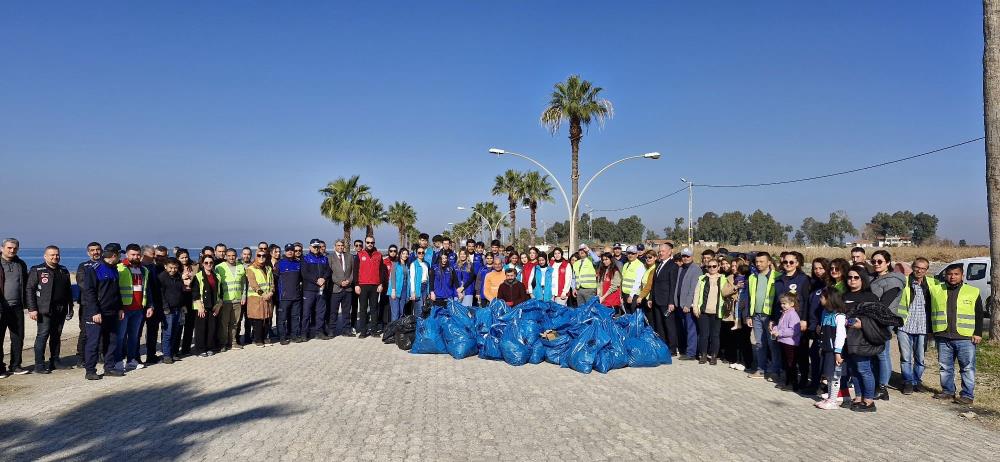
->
[[157, 258, 186, 364], [815, 288, 849, 410], [771, 292, 801, 391]]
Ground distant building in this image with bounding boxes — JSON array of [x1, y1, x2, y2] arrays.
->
[[644, 239, 675, 248], [849, 240, 875, 248], [876, 235, 913, 247]]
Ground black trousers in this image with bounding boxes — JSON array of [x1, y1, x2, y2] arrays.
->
[[178, 305, 196, 355], [76, 304, 88, 360], [193, 311, 218, 354], [0, 304, 25, 370], [249, 319, 267, 344], [83, 313, 119, 374], [656, 304, 680, 355], [697, 313, 721, 357], [144, 311, 161, 362], [34, 313, 65, 368], [796, 332, 813, 387], [648, 302, 670, 344], [356, 285, 379, 335]]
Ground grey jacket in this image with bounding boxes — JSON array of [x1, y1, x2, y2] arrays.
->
[[870, 271, 906, 317], [674, 263, 702, 308], [328, 251, 354, 294]]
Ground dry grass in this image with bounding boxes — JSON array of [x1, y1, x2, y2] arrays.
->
[[704, 244, 988, 264], [922, 340, 1000, 428]]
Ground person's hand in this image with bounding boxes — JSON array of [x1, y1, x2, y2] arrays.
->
[[118, 311, 125, 321], [198, 310, 206, 319], [815, 326, 822, 335], [146, 308, 154, 318], [92, 313, 102, 324], [410, 296, 416, 302], [745, 318, 752, 328], [835, 353, 843, 366], [736, 281, 745, 289], [213, 306, 221, 316], [377, 284, 383, 293], [682, 307, 690, 313], [354, 286, 361, 295], [647, 300, 653, 309], [668, 304, 675, 311], [799, 320, 808, 332], [973, 335, 983, 345], [317, 277, 326, 287], [341, 279, 351, 287], [390, 295, 397, 300], [430, 292, 437, 301], [28, 311, 37, 321], [852, 318, 862, 329]]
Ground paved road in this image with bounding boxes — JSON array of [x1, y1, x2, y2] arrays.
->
[[1, 332, 997, 462]]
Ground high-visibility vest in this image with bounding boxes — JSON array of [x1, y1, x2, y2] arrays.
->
[[193, 271, 220, 311], [898, 275, 932, 323], [573, 258, 597, 289], [748, 269, 778, 316], [929, 282, 980, 337], [621, 260, 642, 295], [247, 266, 272, 297], [214, 263, 246, 302], [116, 263, 149, 307], [693, 273, 729, 314]]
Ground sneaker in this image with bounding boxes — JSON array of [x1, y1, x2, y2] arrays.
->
[[852, 402, 876, 413], [10, 367, 30, 375], [816, 399, 840, 410], [206, 351, 215, 357], [198, 352, 209, 358], [172, 356, 182, 362], [901, 384, 914, 395], [280, 339, 291, 345], [840, 399, 855, 409], [103, 369, 125, 377], [747, 371, 765, 379], [85, 372, 102, 381], [34, 367, 51, 375], [876, 385, 889, 401], [933, 392, 955, 401], [954, 396, 974, 406], [913, 383, 924, 393], [728, 363, 737, 370], [162, 357, 174, 365], [733, 364, 746, 372], [765, 374, 777, 383]]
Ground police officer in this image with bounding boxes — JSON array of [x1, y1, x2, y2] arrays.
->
[[300, 239, 331, 341], [74, 242, 102, 368], [275, 244, 303, 345], [80, 243, 124, 380], [26, 246, 73, 374]]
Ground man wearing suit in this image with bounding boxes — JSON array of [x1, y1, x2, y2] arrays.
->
[[648, 242, 679, 356], [327, 239, 355, 337]]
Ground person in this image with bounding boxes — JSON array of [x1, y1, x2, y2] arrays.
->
[[429, 253, 459, 307], [548, 248, 572, 305], [176, 249, 196, 357], [74, 241, 103, 368], [528, 252, 553, 302], [141, 245, 164, 365], [215, 248, 247, 350], [803, 257, 831, 394], [300, 239, 331, 341], [648, 243, 678, 355], [275, 244, 302, 344], [157, 257, 186, 364], [439, 237, 457, 267], [354, 237, 386, 338], [771, 293, 802, 390], [26, 246, 72, 374], [496, 267, 529, 307], [0, 238, 30, 376], [850, 247, 866, 266], [378, 245, 398, 333], [746, 252, 778, 378], [675, 248, 702, 361], [388, 248, 410, 322], [897, 257, 933, 395], [482, 257, 506, 305], [868, 249, 904, 401], [245, 251, 275, 347], [475, 253, 495, 307], [620, 246, 647, 314], [612, 244, 626, 267], [844, 282, 901, 413], [572, 245, 599, 305], [724, 263, 752, 370], [409, 248, 429, 317], [772, 251, 810, 390], [455, 249, 476, 306], [829, 258, 849, 293], [471, 240, 485, 276], [213, 243, 228, 265], [504, 253, 522, 281], [489, 240, 503, 263], [328, 240, 354, 337], [191, 255, 221, 356], [637, 250, 656, 317], [597, 253, 622, 311], [114, 244, 153, 373], [815, 288, 849, 410], [240, 247, 253, 265], [417, 234, 434, 267], [692, 257, 730, 365], [700, 249, 716, 267], [257, 241, 269, 254], [80, 243, 124, 380], [930, 263, 984, 405]]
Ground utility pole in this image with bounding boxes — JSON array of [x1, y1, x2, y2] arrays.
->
[[984, 0, 1000, 343], [681, 178, 694, 248]]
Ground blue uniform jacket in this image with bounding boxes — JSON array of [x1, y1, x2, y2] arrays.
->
[[80, 260, 121, 317]]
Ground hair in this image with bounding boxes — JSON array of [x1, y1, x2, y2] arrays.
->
[[847, 265, 872, 292], [944, 263, 963, 274], [491, 240, 501, 247], [418, 233, 430, 240], [537, 251, 548, 262], [551, 247, 563, 259], [528, 247, 539, 257], [176, 248, 189, 259], [258, 241, 268, 247], [912, 256, 929, 267], [872, 249, 892, 264], [821, 287, 848, 314], [597, 253, 620, 280], [716, 247, 729, 255], [466, 239, 475, 246], [432, 234, 443, 243], [225, 248, 237, 255], [87, 241, 102, 249], [829, 258, 850, 281], [2, 238, 19, 247], [242, 246, 252, 252], [737, 263, 751, 276], [154, 245, 168, 254], [397, 247, 409, 262], [643, 250, 656, 260], [476, 241, 485, 247], [851, 246, 866, 255], [269, 244, 280, 253], [442, 236, 451, 244], [44, 245, 60, 253], [505, 245, 515, 253], [126, 243, 142, 253], [199, 254, 215, 266], [701, 249, 716, 257], [778, 292, 800, 309], [504, 266, 516, 274], [293, 242, 303, 248], [485, 252, 494, 261], [164, 257, 180, 267], [755, 251, 771, 260], [811, 257, 831, 284], [141, 244, 155, 255], [215, 243, 227, 250], [388, 244, 398, 252]]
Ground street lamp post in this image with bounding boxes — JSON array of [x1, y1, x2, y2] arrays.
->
[[680, 177, 694, 248], [489, 148, 660, 253], [457, 206, 504, 243]]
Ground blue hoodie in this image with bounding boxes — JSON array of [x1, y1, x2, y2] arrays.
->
[[389, 261, 409, 300], [430, 264, 458, 299], [455, 262, 475, 295], [276, 258, 302, 301]]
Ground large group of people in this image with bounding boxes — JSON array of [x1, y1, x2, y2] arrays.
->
[[0, 235, 985, 412]]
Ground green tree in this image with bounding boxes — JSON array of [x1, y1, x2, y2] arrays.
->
[[747, 210, 787, 244], [492, 169, 526, 247], [470, 201, 507, 242], [663, 217, 687, 243], [319, 175, 371, 244], [793, 230, 806, 245], [645, 229, 661, 241], [911, 212, 939, 245], [544, 220, 570, 244], [387, 201, 417, 248], [540, 74, 614, 252], [590, 216, 617, 243], [521, 171, 555, 247], [616, 215, 645, 244], [356, 197, 386, 238]]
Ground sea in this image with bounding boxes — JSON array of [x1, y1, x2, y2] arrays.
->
[[18, 247, 92, 270]]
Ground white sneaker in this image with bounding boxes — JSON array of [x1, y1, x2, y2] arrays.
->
[[734, 364, 745, 371], [815, 399, 840, 410]]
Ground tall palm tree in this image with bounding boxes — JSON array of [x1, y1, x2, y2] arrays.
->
[[356, 197, 386, 238], [985, 0, 1000, 342], [387, 201, 418, 248], [471, 201, 507, 242], [319, 175, 371, 244], [491, 169, 525, 247], [540, 74, 614, 251], [521, 171, 554, 246]]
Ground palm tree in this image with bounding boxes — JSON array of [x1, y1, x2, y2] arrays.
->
[[491, 169, 525, 247], [319, 175, 371, 244], [521, 171, 554, 246], [985, 0, 1000, 343], [471, 202, 507, 242], [356, 197, 386, 238], [540, 74, 614, 251], [387, 201, 418, 248]]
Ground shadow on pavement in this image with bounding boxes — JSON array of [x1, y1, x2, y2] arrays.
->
[[0, 378, 298, 461]]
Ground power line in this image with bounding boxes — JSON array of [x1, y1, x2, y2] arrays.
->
[[593, 186, 688, 212]]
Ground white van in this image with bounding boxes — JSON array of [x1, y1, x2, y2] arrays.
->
[[938, 257, 992, 314]]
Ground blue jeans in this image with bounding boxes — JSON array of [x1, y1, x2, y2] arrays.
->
[[461, 295, 474, 307], [750, 314, 778, 374], [849, 354, 876, 400], [681, 310, 698, 357], [411, 298, 425, 318], [389, 296, 407, 322], [875, 328, 892, 387], [160, 310, 181, 358], [936, 337, 977, 399], [897, 330, 926, 386], [116, 310, 145, 367]]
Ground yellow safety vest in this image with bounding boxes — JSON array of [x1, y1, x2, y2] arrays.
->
[[898, 275, 933, 323], [573, 258, 598, 289], [116, 263, 149, 307], [929, 281, 980, 337], [749, 269, 778, 316], [214, 263, 246, 303], [247, 266, 273, 297], [693, 273, 729, 314], [621, 260, 642, 295]]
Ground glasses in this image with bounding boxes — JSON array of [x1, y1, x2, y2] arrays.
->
[[256, 254, 266, 259], [389, 250, 397, 253], [871, 259, 887, 265], [202, 262, 213, 266], [354, 243, 362, 247], [707, 264, 719, 268], [846, 275, 862, 281], [417, 252, 425, 255], [781, 260, 796, 265], [365, 241, 375, 245], [913, 266, 929, 271]]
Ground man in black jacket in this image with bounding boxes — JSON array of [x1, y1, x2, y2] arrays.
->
[[74, 242, 103, 368], [1, 237, 30, 376], [80, 243, 124, 380], [26, 246, 73, 374], [648, 243, 679, 355]]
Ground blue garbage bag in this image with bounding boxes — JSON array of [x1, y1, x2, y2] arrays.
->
[[500, 319, 530, 366], [567, 321, 606, 374], [542, 334, 571, 366], [442, 301, 477, 359], [593, 318, 628, 373], [617, 311, 672, 366], [410, 314, 447, 354], [529, 339, 546, 364]]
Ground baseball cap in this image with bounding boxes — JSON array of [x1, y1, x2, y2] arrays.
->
[[613, 243, 622, 249], [284, 243, 295, 251], [309, 238, 322, 247], [681, 247, 693, 257], [103, 243, 121, 253], [636, 244, 645, 252], [626, 245, 638, 254], [578, 244, 588, 250]]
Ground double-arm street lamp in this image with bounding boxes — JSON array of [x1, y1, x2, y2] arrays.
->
[[457, 206, 505, 242]]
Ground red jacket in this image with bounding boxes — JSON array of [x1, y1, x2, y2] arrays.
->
[[355, 249, 384, 286]]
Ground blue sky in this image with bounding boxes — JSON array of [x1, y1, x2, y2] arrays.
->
[[0, 1, 988, 248]]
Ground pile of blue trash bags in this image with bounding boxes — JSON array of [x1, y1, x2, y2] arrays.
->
[[408, 298, 671, 374]]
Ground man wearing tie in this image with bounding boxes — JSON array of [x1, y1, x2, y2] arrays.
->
[[648, 242, 679, 356], [328, 240, 355, 337]]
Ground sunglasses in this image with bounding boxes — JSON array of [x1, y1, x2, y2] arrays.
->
[[707, 264, 719, 268], [365, 241, 375, 245], [417, 252, 425, 255], [846, 275, 862, 281], [354, 243, 362, 247], [871, 259, 887, 264], [781, 260, 796, 265], [256, 254, 266, 259]]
